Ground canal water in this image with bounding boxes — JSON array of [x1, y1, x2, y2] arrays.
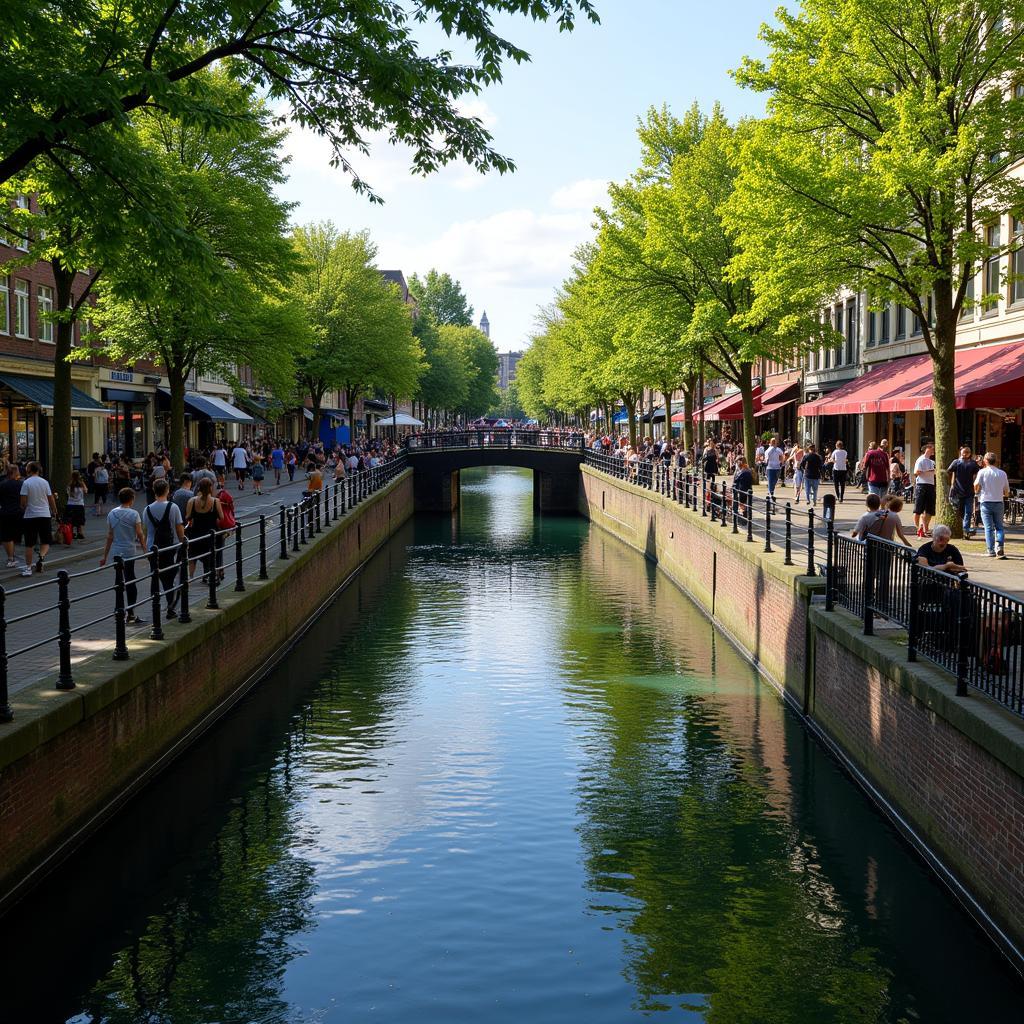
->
[[4, 467, 1021, 1022]]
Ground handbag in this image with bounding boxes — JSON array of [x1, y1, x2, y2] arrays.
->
[[58, 522, 73, 545]]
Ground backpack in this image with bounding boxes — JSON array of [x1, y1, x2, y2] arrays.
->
[[146, 503, 174, 549]]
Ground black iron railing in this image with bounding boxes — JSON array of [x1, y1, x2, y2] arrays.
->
[[406, 429, 586, 452], [0, 453, 409, 722], [825, 527, 1024, 718], [583, 450, 824, 575]]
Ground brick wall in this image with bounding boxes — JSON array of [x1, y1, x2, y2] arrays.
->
[[0, 472, 414, 904]]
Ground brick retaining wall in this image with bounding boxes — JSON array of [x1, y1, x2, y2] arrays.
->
[[579, 464, 1024, 964], [0, 472, 414, 907]]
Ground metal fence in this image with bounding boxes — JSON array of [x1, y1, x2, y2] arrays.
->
[[0, 454, 409, 723], [825, 528, 1024, 718], [583, 450, 823, 576], [406, 429, 586, 452]]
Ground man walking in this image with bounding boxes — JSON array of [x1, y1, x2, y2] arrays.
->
[[860, 440, 890, 497], [19, 461, 57, 576], [828, 440, 849, 502], [0, 465, 23, 569], [231, 442, 249, 490], [211, 443, 227, 486], [800, 444, 824, 507], [947, 446, 979, 539], [145, 478, 186, 617], [271, 442, 285, 486], [912, 442, 936, 537], [974, 452, 1010, 559], [100, 487, 147, 625], [764, 436, 784, 504]]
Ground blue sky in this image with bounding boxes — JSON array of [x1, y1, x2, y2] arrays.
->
[[277, 1, 776, 352]]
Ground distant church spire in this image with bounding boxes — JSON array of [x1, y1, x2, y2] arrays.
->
[[479, 310, 490, 338]]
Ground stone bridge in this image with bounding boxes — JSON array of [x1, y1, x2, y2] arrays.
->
[[404, 430, 585, 513]]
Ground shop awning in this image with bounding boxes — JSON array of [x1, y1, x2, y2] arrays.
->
[[798, 341, 1024, 417], [303, 408, 314, 422], [158, 389, 254, 423], [755, 382, 800, 419], [363, 398, 390, 412], [688, 386, 761, 423], [0, 372, 108, 415]]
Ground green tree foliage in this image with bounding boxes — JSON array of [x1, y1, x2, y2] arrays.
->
[[730, 0, 1024, 529], [409, 270, 475, 326], [488, 379, 525, 420], [0, 1, 598, 199], [438, 324, 499, 418], [96, 77, 303, 470], [416, 316, 469, 425], [290, 224, 423, 438]]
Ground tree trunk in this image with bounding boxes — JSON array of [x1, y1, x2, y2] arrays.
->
[[345, 387, 359, 439], [931, 323, 960, 535], [660, 384, 674, 444], [167, 363, 187, 474], [738, 361, 757, 462], [697, 369, 706, 449], [682, 372, 696, 455], [49, 262, 75, 511]]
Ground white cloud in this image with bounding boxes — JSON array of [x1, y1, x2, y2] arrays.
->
[[549, 177, 610, 211]]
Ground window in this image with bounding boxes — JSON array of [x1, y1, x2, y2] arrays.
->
[[962, 268, 976, 318], [0, 277, 8, 335], [14, 280, 29, 338], [880, 305, 890, 343], [37, 285, 53, 343], [845, 299, 856, 364], [868, 311, 877, 346], [1013, 219, 1024, 304], [896, 305, 907, 339], [985, 223, 1002, 312], [911, 309, 922, 336]]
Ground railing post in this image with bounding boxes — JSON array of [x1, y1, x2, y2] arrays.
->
[[334, 481, 339, 519], [57, 569, 74, 689], [148, 549, 164, 641], [746, 492, 754, 543], [207, 531, 219, 609], [323, 484, 330, 526], [906, 558, 919, 661], [764, 498, 773, 552], [234, 523, 245, 592], [279, 504, 288, 560], [955, 581, 970, 696], [824, 519, 835, 611], [0, 588, 10, 722], [315, 490, 323, 533], [732, 487, 739, 533], [259, 515, 268, 579], [299, 501, 307, 545], [177, 538, 191, 624], [863, 537, 875, 636], [113, 557, 129, 660], [806, 508, 817, 576], [290, 506, 299, 553], [720, 482, 728, 528], [784, 502, 794, 565], [701, 473, 707, 517], [709, 481, 717, 523]]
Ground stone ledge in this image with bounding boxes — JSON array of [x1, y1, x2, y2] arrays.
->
[[809, 604, 1024, 780], [0, 471, 413, 774]]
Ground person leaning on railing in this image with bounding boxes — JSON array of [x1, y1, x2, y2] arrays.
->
[[733, 457, 754, 524], [917, 525, 966, 577]]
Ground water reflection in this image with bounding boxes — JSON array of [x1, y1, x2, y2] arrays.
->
[[3, 468, 1020, 1023]]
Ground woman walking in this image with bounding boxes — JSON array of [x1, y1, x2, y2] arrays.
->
[[185, 478, 223, 583], [66, 471, 87, 540]]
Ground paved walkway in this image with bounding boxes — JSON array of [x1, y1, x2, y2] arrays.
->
[[3, 473, 341, 695]]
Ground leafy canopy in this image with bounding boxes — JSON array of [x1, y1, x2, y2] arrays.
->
[[409, 269, 475, 326]]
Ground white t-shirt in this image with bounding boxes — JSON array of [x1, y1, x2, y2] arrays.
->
[[20, 476, 52, 519], [231, 446, 249, 469], [913, 455, 936, 485], [831, 448, 848, 471], [212, 448, 227, 467], [764, 446, 783, 470], [975, 465, 1009, 503]]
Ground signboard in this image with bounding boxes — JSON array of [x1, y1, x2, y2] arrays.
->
[[110, 370, 133, 383]]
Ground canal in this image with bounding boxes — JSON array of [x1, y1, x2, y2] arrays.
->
[[4, 467, 1021, 1021]]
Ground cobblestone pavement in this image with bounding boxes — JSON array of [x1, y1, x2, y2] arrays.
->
[[3, 473, 342, 696]]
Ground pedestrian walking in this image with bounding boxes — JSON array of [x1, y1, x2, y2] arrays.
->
[[185, 478, 223, 582], [231, 443, 249, 490], [92, 458, 110, 516], [172, 474, 194, 520], [271, 444, 284, 486], [66, 471, 87, 540], [946, 446, 980, 538], [0, 465, 23, 568], [764, 436, 784, 504], [732, 456, 754, 525], [286, 449, 297, 482], [912, 443, 936, 537], [211, 443, 228, 485], [799, 444, 824, 507], [827, 440, 848, 502], [144, 478, 186, 617], [99, 487, 146, 625], [860, 441, 890, 497], [19, 461, 57, 576], [251, 456, 265, 495], [974, 452, 1010, 559]]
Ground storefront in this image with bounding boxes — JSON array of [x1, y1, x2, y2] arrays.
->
[[101, 388, 152, 459], [0, 372, 107, 470], [156, 389, 254, 452], [799, 341, 1024, 477]]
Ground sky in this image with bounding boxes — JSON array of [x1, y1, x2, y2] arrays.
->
[[276, 1, 777, 353]]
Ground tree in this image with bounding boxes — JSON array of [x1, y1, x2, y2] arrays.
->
[[731, 0, 1024, 530], [408, 270, 474, 326], [0, 2, 597, 198], [438, 324, 499, 419], [96, 76, 303, 470], [415, 317, 468, 426]]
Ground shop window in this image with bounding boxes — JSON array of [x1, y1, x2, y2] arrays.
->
[[896, 305, 907, 339], [0, 277, 8, 335], [38, 285, 53, 343], [1013, 218, 1024, 304], [984, 223, 1001, 313], [0, 407, 37, 461], [14, 280, 29, 338]]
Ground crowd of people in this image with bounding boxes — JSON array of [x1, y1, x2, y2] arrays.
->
[[0, 433, 403, 587]]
